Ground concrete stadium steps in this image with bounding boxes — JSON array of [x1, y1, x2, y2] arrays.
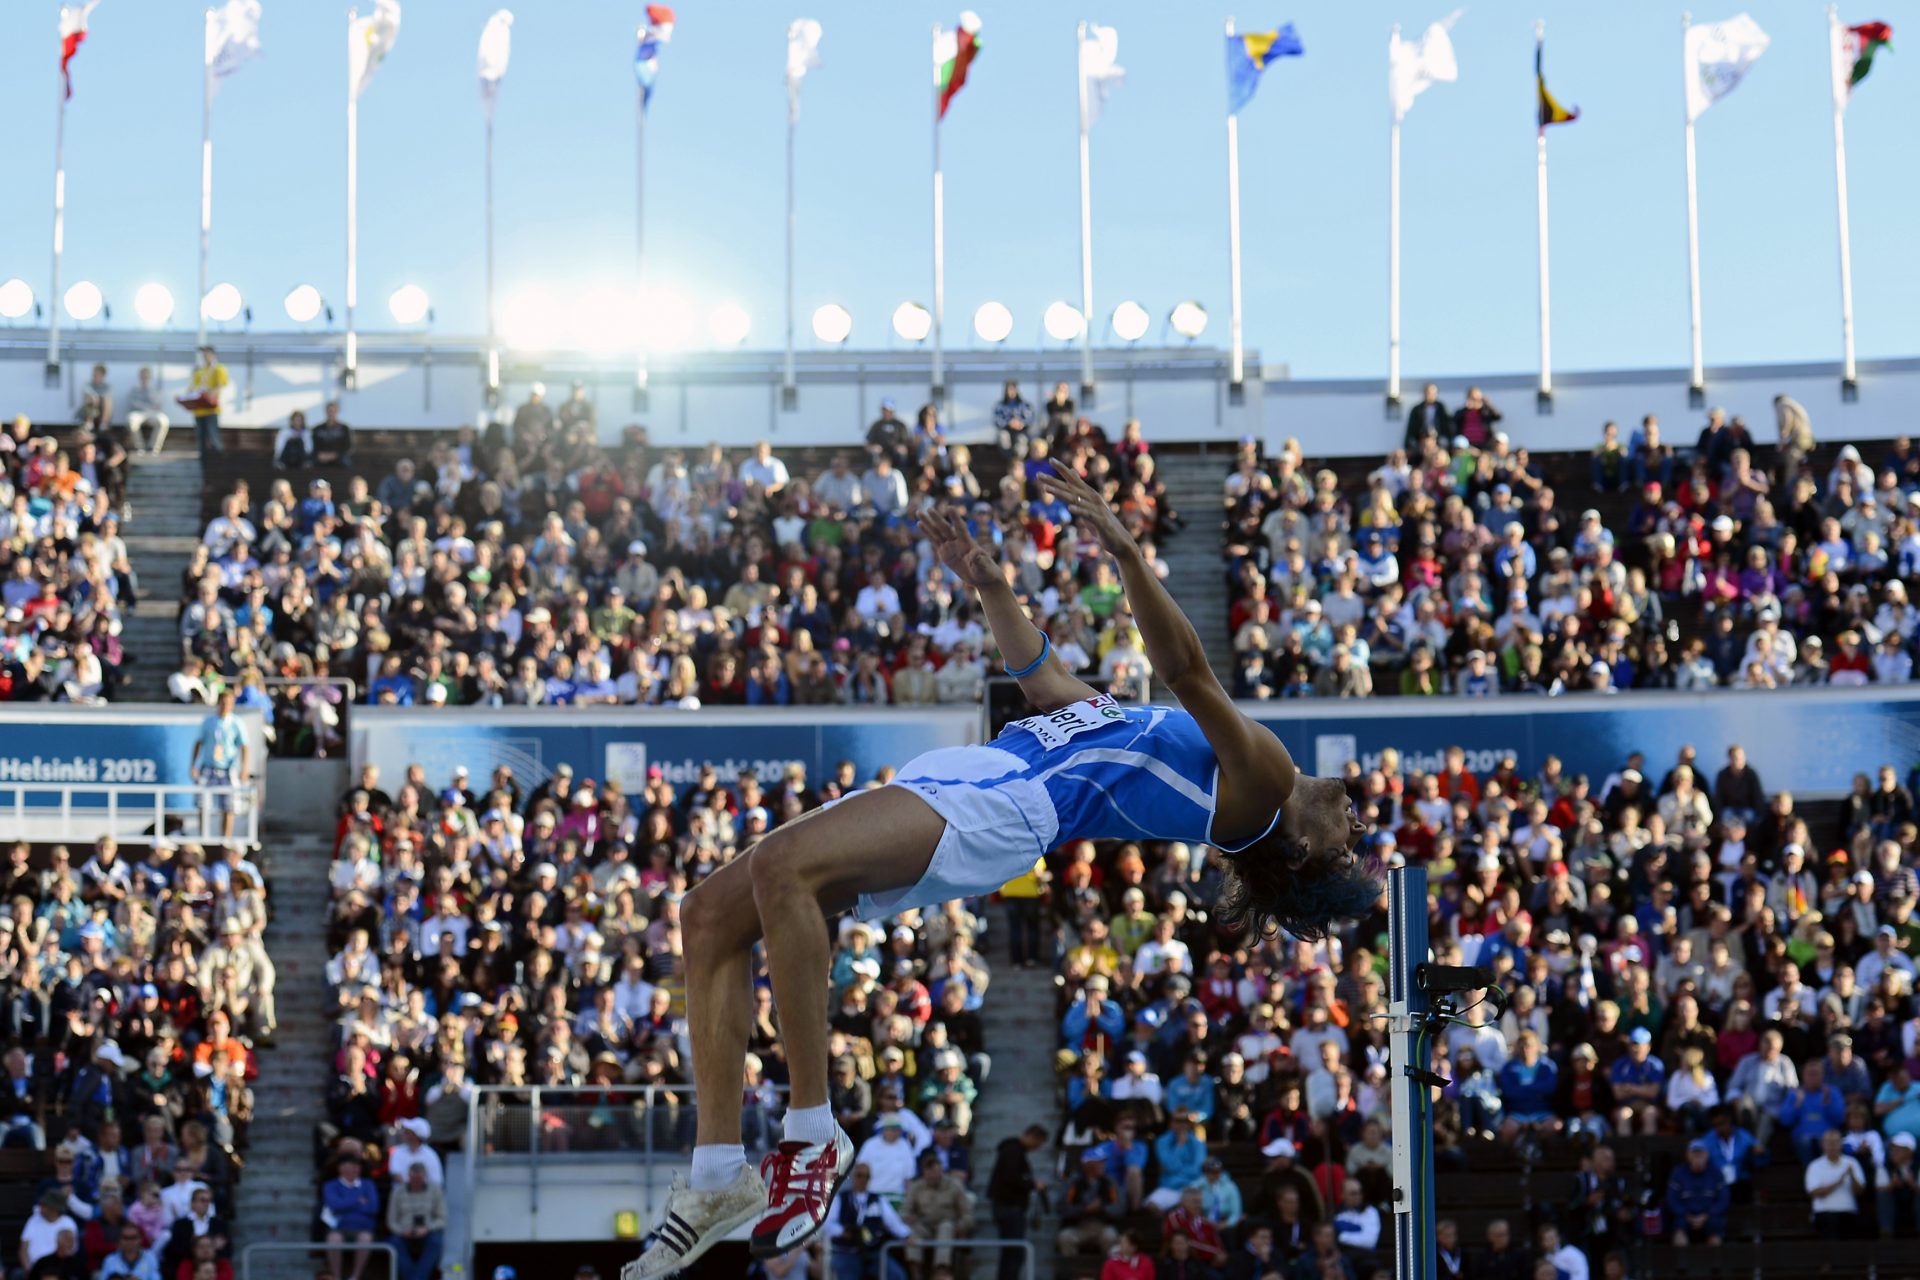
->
[[965, 907, 1064, 1270], [232, 833, 336, 1277], [121, 445, 204, 702], [1152, 450, 1234, 678]]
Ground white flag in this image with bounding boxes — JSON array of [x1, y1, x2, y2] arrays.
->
[[786, 18, 822, 123], [206, 0, 262, 85], [348, 0, 401, 102], [478, 9, 512, 115], [1388, 10, 1462, 123], [1079, 24, 1124, 127], [1683, 13, 1769, 122]]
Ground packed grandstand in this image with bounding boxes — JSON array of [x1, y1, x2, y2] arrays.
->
[[3, 375, 1918, 1280]]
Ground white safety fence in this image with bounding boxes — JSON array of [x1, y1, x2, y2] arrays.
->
[[0, 780, 261, 847]]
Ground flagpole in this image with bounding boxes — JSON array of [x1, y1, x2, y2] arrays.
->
[[634, 86, 649, 406], [485, 100, 499, 404], [784, 83, 798, 407], [931, 23, 946, 401], [1681, 12, 1705, 402], [47, 66, 68, 378], [1225, 18, 1245, 391], [199, 42, 214, 350], [1826, 6, 1858, 391], [1535, 23, 1552, 403], [345, 8, 359, 389], [1076, 22, 1096, 401], [1387, 27, 1402, 405]]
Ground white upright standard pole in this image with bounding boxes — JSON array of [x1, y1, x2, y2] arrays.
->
[[1387, 23, 1402, 404], [931, 24, 946, 401], [1681, 13, 1705, 398], [634, 86, 649, 404], [1827, 6, 1858, 388], [485, 105, 499, 400], [345, 9, 359, 388], [1536, 129, 1552, 398], [199, 54, 214, 350], [48, 72, 69, 377], [1225, 18, 1245, 390], [1076, 22, 1096, 400], [1387, 118, 1402, 403], [784, 94, 798, 405]]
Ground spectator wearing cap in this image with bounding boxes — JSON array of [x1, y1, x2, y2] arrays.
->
[[1111, 1050, 1163, 1114], [1058, 1150, 1123, 1258], [1822, 1034, 1873, 1106], [1608, 1028, 1664, 1136], [1197, 1155, 1244, 1231], [388, 1118, 442, 1186], [854, 1113, 919, 1199], [1882, 1131, 1919, 1237], [1858, 924, 1917, 992]]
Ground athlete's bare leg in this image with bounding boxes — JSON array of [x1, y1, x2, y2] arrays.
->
[[681, 786, 947, 1137]]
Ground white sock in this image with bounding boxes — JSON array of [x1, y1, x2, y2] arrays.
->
[[689, 1143, 747, 1192], [782, 1103, 835, 1145]]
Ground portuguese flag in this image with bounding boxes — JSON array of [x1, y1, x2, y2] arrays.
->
[[935, 11, 982, 120], [1843, 21, 1893, 90]]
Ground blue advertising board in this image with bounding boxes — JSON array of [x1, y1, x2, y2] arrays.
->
[[0, 707, 268, 802], [1242, 685, 1920, 797], [349, 706, 982, 794]]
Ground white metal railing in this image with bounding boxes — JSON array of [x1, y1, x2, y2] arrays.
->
[[0, 780, 260, 847]]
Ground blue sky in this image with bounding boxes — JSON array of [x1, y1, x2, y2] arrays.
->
[[0, 0, 1913, 379]]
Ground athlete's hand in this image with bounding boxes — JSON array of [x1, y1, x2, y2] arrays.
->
[[917, 507, 1000, 589], [1037, 460, 1135, 560]]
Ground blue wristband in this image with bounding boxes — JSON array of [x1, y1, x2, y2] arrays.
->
[[1005, 632, 1052, 680]]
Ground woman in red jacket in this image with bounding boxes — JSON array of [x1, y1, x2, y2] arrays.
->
[[1099, 1229, 1154, 1280]]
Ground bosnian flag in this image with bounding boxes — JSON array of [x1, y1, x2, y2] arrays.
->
[[634, 4, 675, 109], [60, 1, 101, 100]]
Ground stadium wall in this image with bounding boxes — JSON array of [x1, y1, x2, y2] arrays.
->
[[8, 331, 1912, 456]]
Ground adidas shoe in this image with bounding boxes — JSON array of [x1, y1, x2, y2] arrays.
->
[[622, 1162, 766, 1280]]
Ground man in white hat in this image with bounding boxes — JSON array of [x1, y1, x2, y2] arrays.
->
[[198, 914, 277, 1041], [388, 1118, 443, 1187]]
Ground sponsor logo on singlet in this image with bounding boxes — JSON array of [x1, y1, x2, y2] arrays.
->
[[1009, 694, 1126, 751]]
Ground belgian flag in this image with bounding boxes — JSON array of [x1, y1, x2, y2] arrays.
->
[[1537, 39, 1578, 132]]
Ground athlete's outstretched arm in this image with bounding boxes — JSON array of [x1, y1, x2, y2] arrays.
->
[[919, 507, 1098, 713], [1037, 461, 1299, 831]]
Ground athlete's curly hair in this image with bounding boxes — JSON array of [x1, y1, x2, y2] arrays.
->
[[1212, 831, 1383, 942]]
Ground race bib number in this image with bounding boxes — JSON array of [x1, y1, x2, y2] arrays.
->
[[1010, 694, 1126, 751]]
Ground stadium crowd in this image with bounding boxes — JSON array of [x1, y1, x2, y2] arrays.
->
[[168, 381, 1183, 755], [0, 377, 136, 705], [321, 748, 1004, 1280], [1224, 388, 1920, 700], [0, 828, 274, 1280], [1042, 731, 1920, 1279]]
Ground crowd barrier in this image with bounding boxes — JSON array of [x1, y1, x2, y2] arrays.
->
[[347, 705, 979, 794]]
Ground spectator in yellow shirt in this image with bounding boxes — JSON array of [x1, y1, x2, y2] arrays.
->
[[181, 345, 230, 457]]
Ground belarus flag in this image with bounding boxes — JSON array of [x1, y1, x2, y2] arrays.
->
[[60, 1, 101, 100]]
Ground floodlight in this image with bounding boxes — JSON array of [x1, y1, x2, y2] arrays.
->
[[64, 282, 104, 322], [133, 284, 175, 327], [891, 301, 932, 343], [811, 303, 853, 345], [972, 301, 1013, 344]]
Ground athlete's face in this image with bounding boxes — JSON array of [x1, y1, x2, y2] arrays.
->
[[1279, 774, 1368, 868]]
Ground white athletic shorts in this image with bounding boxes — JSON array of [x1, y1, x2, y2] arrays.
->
[[852, 743, 1062, 921]]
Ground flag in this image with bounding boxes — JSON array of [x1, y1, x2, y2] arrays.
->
[[58, 2, 100, 101], [1536, 36, 1576, 131], [206, 0, 262, 86], [1683, 13, 1769, 122], [634, 4, 675, 108], [1080, 23, 1124, 126], [478, 9, 512, 115], [1835, 19, 1893, 100], [1226, 26, 1303, 115], [348, 0, 401, 102], [1389, 11, 1461, 123], [934, 11, 982, 120], [787, 18, 822, 124]]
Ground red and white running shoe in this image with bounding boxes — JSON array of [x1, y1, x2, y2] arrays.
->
[[748, 1125, 854, 1258]]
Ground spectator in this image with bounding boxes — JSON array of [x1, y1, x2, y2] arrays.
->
[[321, 1153, 380, 1280], [1058, 1147, 1124, 1257], [1780, 1059, 1848, 1164], [126, 366, 171, 454], [1805, 1128, 1867, 1239], [987, 1125, 1048, 1280], [1100, 1230, 1154, 1280], [1664, 1140, 1729, 1245], [900, 1150, 972, 1276], [827, 1164, 910, 1280], [384, 1162, 446, 1280], [179, 346, 229, 458]]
